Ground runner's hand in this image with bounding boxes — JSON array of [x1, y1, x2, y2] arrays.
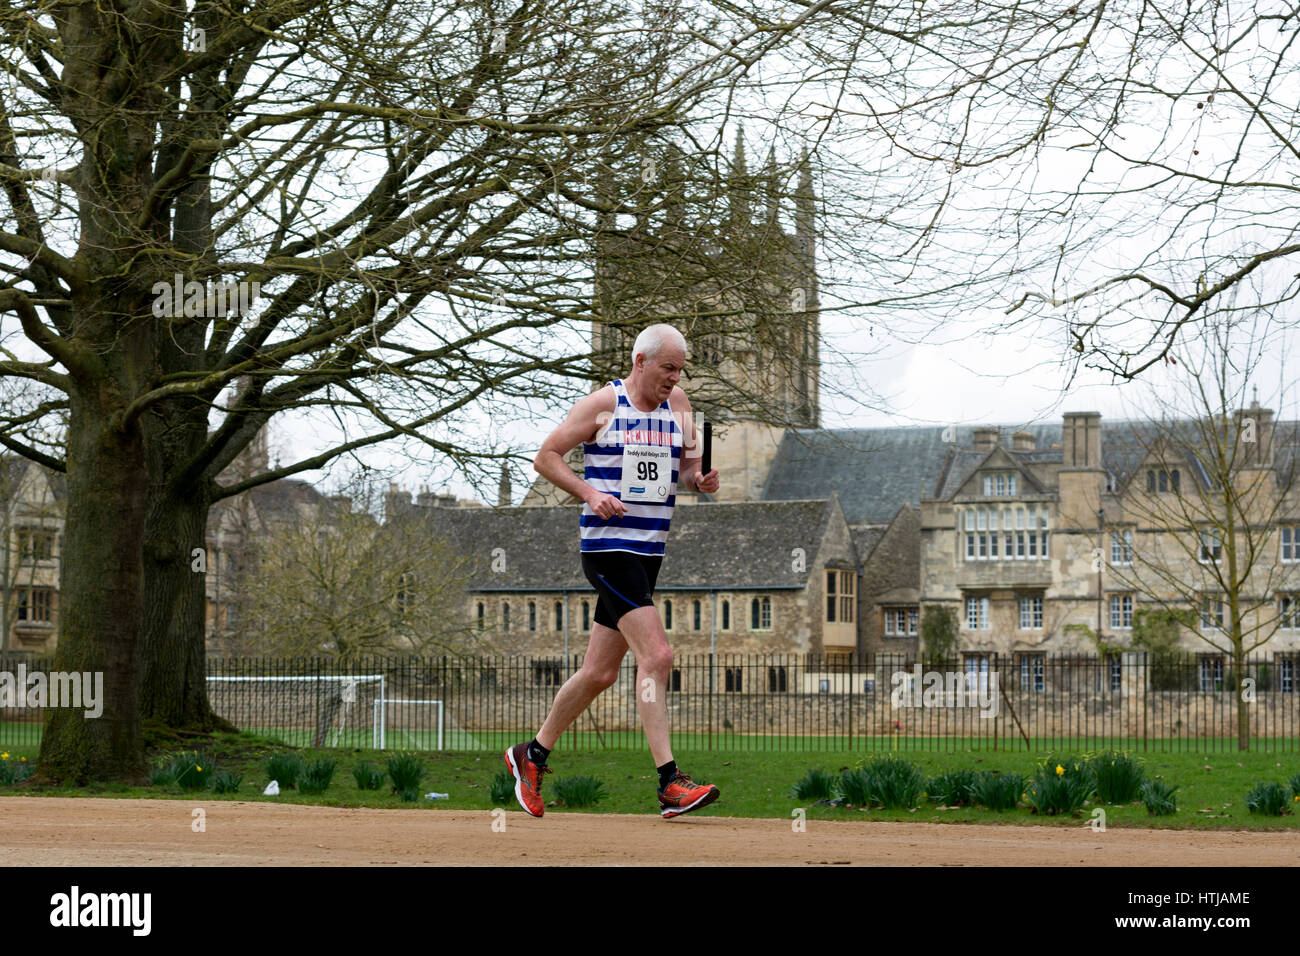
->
[[586, 489, 627, 519], [694, 469, 719, 494]]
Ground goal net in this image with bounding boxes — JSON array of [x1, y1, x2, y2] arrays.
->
[[206, 674, 385, 748]]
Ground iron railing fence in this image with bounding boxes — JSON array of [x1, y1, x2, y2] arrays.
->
[[2, 652, 1297, 752]]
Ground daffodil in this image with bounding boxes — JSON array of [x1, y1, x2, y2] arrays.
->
[[1056, 764, 1065, 776], [1, 753, 8, 761], [196, 765, 202, 772]]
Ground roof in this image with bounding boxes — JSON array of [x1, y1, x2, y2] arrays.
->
[[0, 454, 66, 504], [850, 525, 887, 564], [763, 425, 1061, 523], [768, 420, 1300, 517], [392, 498, 841, 591]]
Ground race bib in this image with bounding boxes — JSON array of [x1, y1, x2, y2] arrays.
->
[[620, 444, 672, 503]]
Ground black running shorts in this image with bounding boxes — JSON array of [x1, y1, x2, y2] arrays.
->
[[581, 551, 664, 629]]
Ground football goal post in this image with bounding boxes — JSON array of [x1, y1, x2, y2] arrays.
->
[[372, 698, 444, 750], [205, 674, 385, 747]]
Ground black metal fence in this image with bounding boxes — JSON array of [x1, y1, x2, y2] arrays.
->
[[3, 652, 1298, 752]]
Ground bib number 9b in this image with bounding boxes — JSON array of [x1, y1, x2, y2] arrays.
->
[[621, 444, 671, 503]]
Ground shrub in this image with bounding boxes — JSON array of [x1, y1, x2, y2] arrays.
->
[[149, 765, 176, 786], [210, 771, 243, 794], [790, 768, 837, 801], [862, 758, 925, 809], [352, 762, 386, 791], [1089, 751, 1146, 804], [1289, 773, 1300, 803], [1024, 757, 1095, 815], [266, 753, 305, 789], [397, 787, 421, 802], [972, 771, 1023, 811], [834, 768, 873, 807], [1140, 780, 1178, 816], [490, 770, 514, 805], [1245, 781, 1291, 816], [927, 769, 981, 807], [168, 751, 215, 791], [299, 759, 337, 795], [834, 758, 925, 810], [552, 775, 607, 808], [0, 755, 33, 786], [387, 752, 425, 792]]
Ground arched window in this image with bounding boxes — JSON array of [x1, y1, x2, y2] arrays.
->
[[554, 601, 563, 631], [581, 600, 590, 631], [725, 667, 743, 692], [721, 600, 730, 630], [528, 601, 537, 631], [761, 596, 772, 629], [477, 602, 485, 630], [502, 602, 510, 630], [751, 598, 760, 630], [693, 599, 702, 630], [768, 666, 788, 693], [664, 599, 673, 630], [670, 669, 682, 691]]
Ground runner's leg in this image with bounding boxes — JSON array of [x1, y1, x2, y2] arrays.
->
[[616, 605, 674, 767], [535, 622, 627, 750]]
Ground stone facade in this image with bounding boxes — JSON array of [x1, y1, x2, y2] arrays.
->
[[0, 457, 64, 653]]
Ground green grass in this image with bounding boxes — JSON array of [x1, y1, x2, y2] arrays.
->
[[7, 719, 1300, 755], [3, 734, 1297, 830]]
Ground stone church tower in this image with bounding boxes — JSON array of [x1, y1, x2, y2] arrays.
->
[[524, 131, 821, 505]]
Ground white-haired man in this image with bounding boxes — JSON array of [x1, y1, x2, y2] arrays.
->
[[505, 323, 721, 819]]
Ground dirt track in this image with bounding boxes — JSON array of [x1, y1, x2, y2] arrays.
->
[[2, 797, 1297, 865]]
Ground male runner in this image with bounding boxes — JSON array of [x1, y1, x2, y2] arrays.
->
[[504, 323, 721, 819]]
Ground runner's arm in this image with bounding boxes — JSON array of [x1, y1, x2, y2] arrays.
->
[[534, 389, 623, 511], [671, 389, 719, 494]]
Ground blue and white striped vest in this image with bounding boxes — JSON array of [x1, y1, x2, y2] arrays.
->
[[579, 380, 682, 556]]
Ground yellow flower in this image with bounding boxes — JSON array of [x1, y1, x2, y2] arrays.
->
[[1056, 764, 1065, 776], [195, 765, 202, 772], [19, 756, 26, 762], [1, 753, 8, 761]]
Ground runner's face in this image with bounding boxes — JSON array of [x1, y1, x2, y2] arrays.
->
[[643, 345, 685, 400]]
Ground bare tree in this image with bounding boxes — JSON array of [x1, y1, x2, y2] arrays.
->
[[225, 479, 476, 660], [2, 0, 899, 781], [1082, 316, 1298, 750]]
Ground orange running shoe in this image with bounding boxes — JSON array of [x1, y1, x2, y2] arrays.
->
[[658, 770, 720, 819], [504, 743, 551, 818]]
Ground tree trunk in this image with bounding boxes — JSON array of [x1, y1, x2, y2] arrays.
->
[[37, 393, 148, 783], [139, 483, 233, 732]]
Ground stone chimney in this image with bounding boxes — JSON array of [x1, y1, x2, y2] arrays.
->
[[1012, 430, 1036, 452], [384, 483, 412, 520], [973, 427, 999, 452], [1062, 412, 1102, 468], [1235, 398, 1274, 467], [498, 463, 512, 507]]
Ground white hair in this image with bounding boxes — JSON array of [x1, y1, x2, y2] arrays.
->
[[631, 324, 688, 368]]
